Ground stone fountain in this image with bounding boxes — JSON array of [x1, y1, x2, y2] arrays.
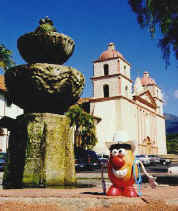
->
[[1, 17, 85, 189]]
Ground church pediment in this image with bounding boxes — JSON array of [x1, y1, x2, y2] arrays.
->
[[133, 90, 157, 109]]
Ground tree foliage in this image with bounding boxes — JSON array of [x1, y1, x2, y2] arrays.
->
[[166, 133, 178, 154], [0, 44, 15, 71], [128, 0, 178, 66], [66, 104, 98, 150]]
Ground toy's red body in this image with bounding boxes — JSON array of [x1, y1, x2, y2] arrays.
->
[[106, 151, 138, 197]]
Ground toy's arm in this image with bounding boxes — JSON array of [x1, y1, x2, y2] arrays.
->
[[137, 160, 158, 189]]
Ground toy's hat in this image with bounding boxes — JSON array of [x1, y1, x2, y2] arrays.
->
[[105, 130, 136, 152]]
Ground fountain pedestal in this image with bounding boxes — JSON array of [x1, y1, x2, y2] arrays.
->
[[3, 113, 76, 188]]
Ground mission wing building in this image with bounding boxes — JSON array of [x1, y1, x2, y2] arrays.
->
[[0, 75, 23, 152], [85, 42, 166, 155]]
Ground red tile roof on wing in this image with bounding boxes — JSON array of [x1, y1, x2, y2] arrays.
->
[[77, 97, 91, 104], [0, 75, 6, 91]]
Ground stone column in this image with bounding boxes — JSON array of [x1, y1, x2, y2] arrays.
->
[[3, 113, 76, 189]]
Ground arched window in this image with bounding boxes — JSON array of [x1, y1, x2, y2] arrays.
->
[[104, 64, 109, 76], [125, 86, 128, 97], [124, 65, 127, 76], [103, 84, 109, 98]]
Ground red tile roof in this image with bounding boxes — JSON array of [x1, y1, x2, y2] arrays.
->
[[99, 43, 124, 61], [0, 75, 6, 91], [77, 97, 91, 104], [141, 72, 156, 86]]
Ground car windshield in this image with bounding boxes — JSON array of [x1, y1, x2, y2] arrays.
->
[[148, 155, 159, 158], [136, 155, 145, 158]]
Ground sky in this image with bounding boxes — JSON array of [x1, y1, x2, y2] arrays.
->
[[0, 0, 178, 116]]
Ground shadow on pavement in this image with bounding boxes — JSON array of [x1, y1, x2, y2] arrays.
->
[[82, 191, 105, 195]]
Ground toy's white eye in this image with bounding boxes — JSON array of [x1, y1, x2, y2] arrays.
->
[[112, 149, 118, 156], [118, 148, 126, 155]]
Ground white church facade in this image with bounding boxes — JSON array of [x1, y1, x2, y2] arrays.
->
[[87, 42, 167, 155]]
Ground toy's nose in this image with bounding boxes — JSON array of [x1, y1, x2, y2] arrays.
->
[[111, 156, 125, 169]]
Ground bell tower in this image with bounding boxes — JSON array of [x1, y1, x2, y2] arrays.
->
[[92, 43, 132, 100], [141, 72, 164, 115], [90, 43, 133, 154]]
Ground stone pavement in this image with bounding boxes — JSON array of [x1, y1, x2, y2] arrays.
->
[[0, 172, 177, 211]]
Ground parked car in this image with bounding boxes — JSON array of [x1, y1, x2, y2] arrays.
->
[[99, 158, 108, 168], [75, 148, 100, 171], [148, 154, 171, 166], [97, 153, 109, 160], [168, 166, 178, 175], [86, 150, 101, 169], [75, 158, 100, 172], [75, 159, 89, 171], [97, 153, 109, 168], [160, 157, 171, 166], [147, 154, 160, 165], [135, 154, 150, 166], [0, 152, 7, 171]]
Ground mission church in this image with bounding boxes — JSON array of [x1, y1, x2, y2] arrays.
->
[[81, 42, 167, 155]]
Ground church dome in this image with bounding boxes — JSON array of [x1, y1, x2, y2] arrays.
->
[[141, 72, 156, 86], [99, 42, 124, 61]]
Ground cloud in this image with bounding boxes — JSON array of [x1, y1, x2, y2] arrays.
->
[[174, 90, 178, 99]]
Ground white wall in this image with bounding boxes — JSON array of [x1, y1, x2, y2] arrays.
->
[[5, 103, 23, 119], [91, 96, 167, 155], [0, 91, 23, 152], [156, 117, 167, 154], [92, 100, 119, 154], [119, 59, 131, 79]]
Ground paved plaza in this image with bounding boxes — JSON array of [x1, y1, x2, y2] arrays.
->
[[0, 168, 177, 210]]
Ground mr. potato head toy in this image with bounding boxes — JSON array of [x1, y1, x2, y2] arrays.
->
[[105, 131, 157, 197]]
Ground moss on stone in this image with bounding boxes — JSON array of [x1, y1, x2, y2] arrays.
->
[[3, 113, 76, 188], [5, 63, 85, 114]]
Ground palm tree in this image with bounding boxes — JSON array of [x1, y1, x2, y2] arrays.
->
[[66, 104, 98, 150], [0, 44, 15, 106], [0, 44, 15, 71]]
